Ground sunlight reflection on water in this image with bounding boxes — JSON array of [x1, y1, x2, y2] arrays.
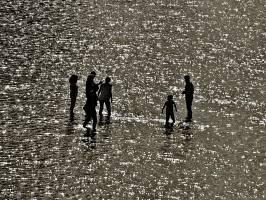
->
[[1, 0, 265, 199]]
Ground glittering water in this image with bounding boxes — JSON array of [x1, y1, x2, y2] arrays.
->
[[1, 0, 265, 199]]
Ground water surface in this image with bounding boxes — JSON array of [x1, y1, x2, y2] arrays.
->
[[1, 0, 265, 199]]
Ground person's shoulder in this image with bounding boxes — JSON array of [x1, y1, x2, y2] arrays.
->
[[106, 83, 112, 88]]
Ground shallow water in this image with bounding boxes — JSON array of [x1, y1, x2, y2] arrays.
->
[[1, 0, 265, 199]]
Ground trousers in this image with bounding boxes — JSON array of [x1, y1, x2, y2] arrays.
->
[[185, 95, 193, 120], [99, 100, 111, 117]]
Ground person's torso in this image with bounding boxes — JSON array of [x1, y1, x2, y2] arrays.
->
[[166, 101, 174, 112], [86, 81, 98, 98], [99, 83, 111, 101], [70, 84, 78, 97], [185, 82, 194, 95]]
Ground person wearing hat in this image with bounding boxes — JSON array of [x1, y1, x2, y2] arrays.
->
[[182, 75, 194, 122]]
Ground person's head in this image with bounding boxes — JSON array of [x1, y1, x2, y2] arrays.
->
[[167, 95, 173, 101], [69, 75, 78, 84], [105, 77, 111, 83], [184, 75, 190, 83], [87, 74, 94, 82], [90, 71, 96, 78]]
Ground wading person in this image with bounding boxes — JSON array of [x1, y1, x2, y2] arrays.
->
[[162, 95, 177, 128], [98, 77, 112, 122], [83, 71, 102, 132], [182, 75, 194, 122], [69, 75, 78, 121]]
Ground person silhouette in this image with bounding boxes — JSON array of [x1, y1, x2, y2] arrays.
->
[[162, 95, 177, 128], [69, 75, 78, 121], [83, 71, 102, 132], [98, 77, 112, 122], [182, 75, 194, 122]]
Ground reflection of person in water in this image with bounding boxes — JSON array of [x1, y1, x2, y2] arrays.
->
[[69, 75, 78, 121], [182, 75, 194, 122], [83, 71, 102, 132], [162, 95, 177, 127], [98, 77, 112, 121]]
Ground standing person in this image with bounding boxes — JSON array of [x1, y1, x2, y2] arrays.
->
[[69, 75, 78, 121], [98, 77, 112, 122], [182, 75, 194, 122], [162, 95, 178, 127], [83, 71, 101, 131]]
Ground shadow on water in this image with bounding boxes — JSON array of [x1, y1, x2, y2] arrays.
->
[[161, 125, 194, 156], [164, 127, 174, 135], [82, 128, 97, 149], [66, 120, 77, 135], [181, 129, 194, 141]]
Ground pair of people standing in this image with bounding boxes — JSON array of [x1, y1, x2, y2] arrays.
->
[[162, 75, 194, 127], [83, 71, 112, 132], [69, 71, 112, 132]]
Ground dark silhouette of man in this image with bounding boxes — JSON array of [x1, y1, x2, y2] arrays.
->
[[182, 75, 194, 122], [83, 71, 102, 132]]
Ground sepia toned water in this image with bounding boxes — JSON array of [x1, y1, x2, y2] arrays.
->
[[1, 0, 265, 199]]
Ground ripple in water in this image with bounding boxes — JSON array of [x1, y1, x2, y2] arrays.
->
[[1, 0, 265, 199]]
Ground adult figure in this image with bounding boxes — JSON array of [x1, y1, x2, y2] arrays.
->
[[98, 76, 112, 122], [83, 71, 101, 131], [182, 75, 194, 122], [69, 75, 78, 121]]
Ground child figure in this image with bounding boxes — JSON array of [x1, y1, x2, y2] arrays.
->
[[162, 95, 177, 127], [69, 75, 78, 121], [98, 77, 112, 122]]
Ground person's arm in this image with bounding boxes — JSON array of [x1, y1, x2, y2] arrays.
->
[[182, 84, 187, 94], [162, 103, 166, 114], [173, 102, 177, 112], [94, 82, 99, 92], [98, 85, 102, 96], [110, 85, 113, 103]]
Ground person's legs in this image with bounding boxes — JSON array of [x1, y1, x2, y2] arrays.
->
[[105, 100, 111, 117], [70, 98, 76, 113], [165, 112, 170, 127], [91, 107, 97, 131], [83, 101, 92, 127], [99, 100, 104, 116], [170, 112, 175, 125], [186, 96, 193, 121], [83, 111, 91, 127], [70, 98, 76, 120]]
